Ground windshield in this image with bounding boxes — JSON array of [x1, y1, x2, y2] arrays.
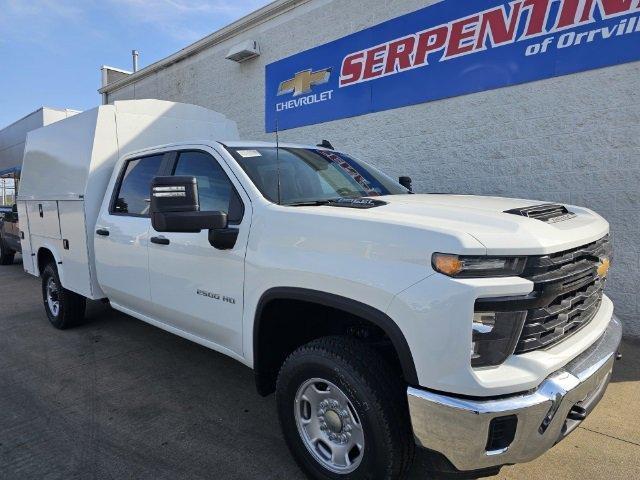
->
[[225, 147, 408, 205]]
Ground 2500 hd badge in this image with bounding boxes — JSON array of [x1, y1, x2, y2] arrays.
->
[[197, 289, 236, 304]]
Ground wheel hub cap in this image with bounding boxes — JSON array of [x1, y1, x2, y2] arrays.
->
[[46, 277, 60, 317], [323, 409, 343, 433], [294, 378, 365, 474]]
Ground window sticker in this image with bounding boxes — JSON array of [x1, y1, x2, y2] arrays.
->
[[237, 150, 262, 158]]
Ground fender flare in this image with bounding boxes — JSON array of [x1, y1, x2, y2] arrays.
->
[[253, 287, 419, 386], [36, 245, 64, 283]]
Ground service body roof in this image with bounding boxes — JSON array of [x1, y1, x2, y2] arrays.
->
[[19, 99, 239, 209]]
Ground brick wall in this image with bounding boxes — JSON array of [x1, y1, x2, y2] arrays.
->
[[106, 0, 640, 336]]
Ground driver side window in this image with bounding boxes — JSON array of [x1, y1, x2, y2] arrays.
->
[[172, 151, 244, 224]]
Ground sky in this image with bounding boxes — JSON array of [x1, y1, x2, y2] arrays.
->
[[0, 0, 272, 129]]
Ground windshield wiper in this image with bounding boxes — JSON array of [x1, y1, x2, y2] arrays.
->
[[285, 197, 380, 207], [284, 200, 336, 207]]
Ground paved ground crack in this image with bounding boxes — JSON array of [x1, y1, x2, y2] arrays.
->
[[578, 425, 640, 447]]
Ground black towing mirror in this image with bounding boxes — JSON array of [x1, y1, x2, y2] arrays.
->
[[150, 176, 228, 233]]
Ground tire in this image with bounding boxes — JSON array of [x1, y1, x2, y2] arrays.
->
[[41, 262, 86, 329], [0, 236, 15, 265], [276, 336, 415, 480]]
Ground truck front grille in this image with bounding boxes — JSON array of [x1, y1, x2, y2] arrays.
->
[[515, 235, 611, 354]]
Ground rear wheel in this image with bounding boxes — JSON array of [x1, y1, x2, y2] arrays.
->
[[41, 262, 86, 329], [276, 336, 415, 480], [0, 236, 15, 265]]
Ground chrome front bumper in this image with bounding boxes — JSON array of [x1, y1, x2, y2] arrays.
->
[[407, 316, 622, 472]]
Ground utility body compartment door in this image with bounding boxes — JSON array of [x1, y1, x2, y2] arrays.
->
[[23, 201, 63, 277], [58, 201, 93, 298], [25, 201, 61, 239]]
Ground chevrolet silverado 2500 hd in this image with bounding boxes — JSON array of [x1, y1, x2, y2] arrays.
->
[[18, 100, 621, 480]]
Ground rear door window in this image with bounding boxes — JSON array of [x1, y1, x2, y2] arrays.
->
[[112, 155, 164, 216]]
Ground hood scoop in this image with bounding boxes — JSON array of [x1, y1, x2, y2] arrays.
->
[[504, 203, 577, 223]]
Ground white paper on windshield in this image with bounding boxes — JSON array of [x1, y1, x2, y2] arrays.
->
[[237, 150, 262, 158]]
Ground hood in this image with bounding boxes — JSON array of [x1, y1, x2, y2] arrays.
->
[[327, 194, 609, 255]]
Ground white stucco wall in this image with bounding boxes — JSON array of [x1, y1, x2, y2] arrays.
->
[[104, 0, 640, 336]]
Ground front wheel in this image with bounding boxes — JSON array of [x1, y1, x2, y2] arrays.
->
[[276, 336, 415, 480], [41, 262, 86, 329]]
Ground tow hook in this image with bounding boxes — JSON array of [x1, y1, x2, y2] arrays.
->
[[616, 352, 622, 360], [568, 405, 588, 421]]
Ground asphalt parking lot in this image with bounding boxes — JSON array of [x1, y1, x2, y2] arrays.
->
[[1, 257, 639, 480]]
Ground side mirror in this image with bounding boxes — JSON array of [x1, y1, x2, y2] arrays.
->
[[11, 204, 18, 213], [399, 176, 413, 192], [150, 176, 228, 233]]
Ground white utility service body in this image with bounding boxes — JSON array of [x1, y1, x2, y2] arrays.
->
[[18, 100, 621, 478], [18, 100, 238, 299]]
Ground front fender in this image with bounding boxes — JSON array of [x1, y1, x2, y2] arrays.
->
[[253, 287, 419, 386], [242, 204, 487, 366]]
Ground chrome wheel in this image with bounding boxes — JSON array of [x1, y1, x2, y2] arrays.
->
[[294, 378, 365, 474], [46, 277, 60, 317]]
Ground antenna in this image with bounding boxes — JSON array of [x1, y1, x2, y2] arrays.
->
[[275, 116, 282, 205]]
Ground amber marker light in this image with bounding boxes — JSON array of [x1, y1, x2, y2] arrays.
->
[[432, 254, 464, 276]]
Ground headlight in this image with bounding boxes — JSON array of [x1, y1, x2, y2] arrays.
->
[[432, 253, 527, 278], [472, 311, 526, 367]]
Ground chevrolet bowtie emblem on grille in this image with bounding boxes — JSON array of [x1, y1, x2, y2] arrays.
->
[[597, 258, 611, 278], [278, 68, 331, 97]]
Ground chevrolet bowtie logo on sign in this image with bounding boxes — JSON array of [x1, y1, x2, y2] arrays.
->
[[597, 258, 611, 278], [278, 68, 332, 97]]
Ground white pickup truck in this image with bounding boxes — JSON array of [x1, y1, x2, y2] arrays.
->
[[18, 100, 621, 480]]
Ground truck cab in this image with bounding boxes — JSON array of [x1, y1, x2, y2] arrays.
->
[[94, 144, 251, 356], [17, 100, 622, 480]]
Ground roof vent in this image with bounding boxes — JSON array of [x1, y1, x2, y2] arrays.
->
[[226, 40, 260, 63], [504, 204, 577, 223]]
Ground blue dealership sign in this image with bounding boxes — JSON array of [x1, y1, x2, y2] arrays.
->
[[265, 0, 640, 132]]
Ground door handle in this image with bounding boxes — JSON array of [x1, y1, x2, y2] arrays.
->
[[96, 229, 110, 236], [150, 236, 170, 246]]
